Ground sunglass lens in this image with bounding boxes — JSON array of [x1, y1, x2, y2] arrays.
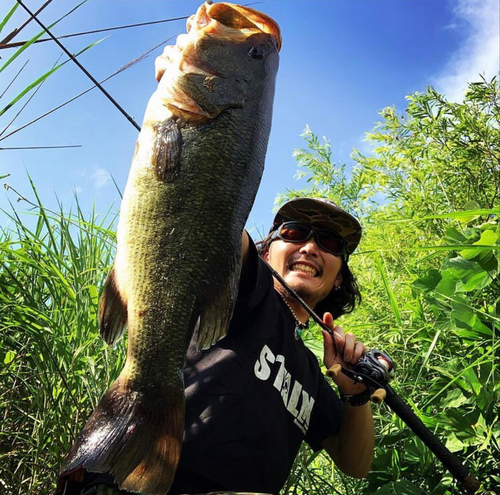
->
[[277, 223, 344, 255], [318, 233, 343, 255], [280, 223, 310, 241]]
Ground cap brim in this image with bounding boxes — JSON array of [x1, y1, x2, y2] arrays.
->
[[272, 198, 362, 255]]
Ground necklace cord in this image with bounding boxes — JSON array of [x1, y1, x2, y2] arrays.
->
[[260, 257, 334, 336]]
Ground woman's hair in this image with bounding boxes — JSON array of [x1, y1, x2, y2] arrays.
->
[[256, 231, 362, 319]]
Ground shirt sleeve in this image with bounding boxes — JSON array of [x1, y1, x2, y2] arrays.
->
[[235, 237, 272, 311], [305, 373, 344, 452]]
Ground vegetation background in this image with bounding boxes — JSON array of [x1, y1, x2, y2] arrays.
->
[[0, 2, 498, 495]]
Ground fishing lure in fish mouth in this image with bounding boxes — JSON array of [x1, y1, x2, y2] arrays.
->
[[58, 3, 281, 495]]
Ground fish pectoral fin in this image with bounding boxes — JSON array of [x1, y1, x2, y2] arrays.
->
[[197, 254, 241, 350], [99, 267, 128, 346], [152, 119, 182, 183]]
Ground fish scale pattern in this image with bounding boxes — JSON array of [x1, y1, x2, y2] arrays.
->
[[60, 2, 281, 493]]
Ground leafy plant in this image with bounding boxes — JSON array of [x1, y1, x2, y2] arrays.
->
[[0, 180, 123, 493], [282, 79, 499, 494]]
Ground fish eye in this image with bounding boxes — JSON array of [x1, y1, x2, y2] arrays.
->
[[247, 46, 265, 60]]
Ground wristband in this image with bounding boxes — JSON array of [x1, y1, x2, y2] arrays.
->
[[340, 388, 371, 407]]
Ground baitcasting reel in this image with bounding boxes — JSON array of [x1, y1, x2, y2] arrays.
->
[[353, 349, 395, 386], [327, 349, 395, 404]]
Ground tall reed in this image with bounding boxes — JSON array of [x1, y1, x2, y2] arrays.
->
[[0, 182, 125, 494]]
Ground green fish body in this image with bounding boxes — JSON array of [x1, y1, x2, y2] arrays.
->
[[60, 3, 280, 494]]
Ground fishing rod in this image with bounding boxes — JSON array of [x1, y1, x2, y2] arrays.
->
[[261, 257, 481, 495], [16, 0, 141, 132]]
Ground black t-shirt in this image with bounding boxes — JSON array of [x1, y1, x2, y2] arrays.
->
[[169, 244, 343, 494], [58, 243, 344, 495]]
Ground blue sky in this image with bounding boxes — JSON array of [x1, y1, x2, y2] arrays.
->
[[1, 0, 498, 237]]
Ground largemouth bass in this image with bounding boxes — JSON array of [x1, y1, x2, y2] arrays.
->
[[59, 2, 280, 494]]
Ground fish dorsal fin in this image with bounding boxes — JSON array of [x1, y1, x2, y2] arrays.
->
[[196, 252, 240, 350], [99, 267, 128, 346]]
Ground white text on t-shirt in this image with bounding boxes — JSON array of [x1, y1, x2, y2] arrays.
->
[[254, 344, 315, 434]]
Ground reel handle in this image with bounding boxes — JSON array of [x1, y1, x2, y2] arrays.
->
[[326, 364, 342, 379], [326, 364, 387, 404], [370, 388, 386, 404]]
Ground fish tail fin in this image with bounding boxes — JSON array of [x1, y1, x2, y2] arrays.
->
[[61, 378, 184, 495], [99, 267, 128, 346]]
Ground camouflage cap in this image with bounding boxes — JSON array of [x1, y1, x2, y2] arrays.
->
[[271, 198, 362, 255]]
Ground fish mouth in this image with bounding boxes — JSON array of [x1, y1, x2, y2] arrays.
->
[[155, 2, 281, 82], [189, 2, 282, 51]]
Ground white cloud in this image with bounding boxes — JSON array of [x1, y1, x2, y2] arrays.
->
[[354, 133, 376, 158], [433, 0, 499, 101], [90, 166, 111, 189]]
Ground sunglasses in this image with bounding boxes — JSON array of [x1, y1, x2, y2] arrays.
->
[[270, 222, 345, 256]]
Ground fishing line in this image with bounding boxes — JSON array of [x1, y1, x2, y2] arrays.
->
[[0, 2, 264, 49], [15, 0, 141, 132], [0, 36, 173, 142], [0, 16, 189, 50], [10, 1, 270, 133], [0, 55, 63, 139], [0, 59, 29, 99], [0, 145, 81, 150]]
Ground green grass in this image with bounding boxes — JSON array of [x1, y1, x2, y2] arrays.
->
[[0, 181, 126, 493]]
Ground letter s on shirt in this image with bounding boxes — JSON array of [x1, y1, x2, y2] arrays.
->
[[254, 345, 276, 381]]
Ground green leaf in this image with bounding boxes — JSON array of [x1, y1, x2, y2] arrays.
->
[[444, 226, 466, 244], [0, 3, 19, 35], [434, 270, 457, 299], [457, 271, 493, 292], [434, 312, 453, 331], [445, 432, 467, 452], [442, 257, 477, 278], [443, 389, 468, 409], [451, 297, 493, 337], [0, 0, 90, 76], [458, 201, 482, 224], [4, 350, 16, 364], [374, 480, 423, 495], [477, 252, 498, 274], [374, 253, 403, 326], [413, 269, 441, 292], [0, 38, 105, 118], [378, 208, 499, 224], [461, 368, 482, 395], [87, 284, 99, 305], [442, 257, 493, 292], [476, 228, 498, 245], [461, 228, 499, 260], [404, 438, 429, 466]]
